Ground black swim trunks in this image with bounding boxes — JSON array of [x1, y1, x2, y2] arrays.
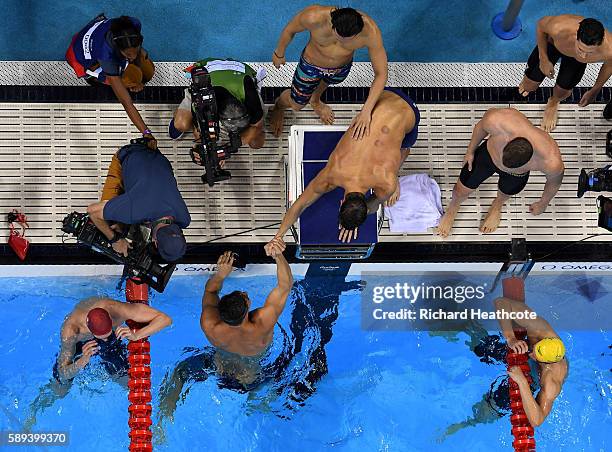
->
[[459, 141, 530, 196], [53, 333, 128, 383], [524, 42, 587, 91]]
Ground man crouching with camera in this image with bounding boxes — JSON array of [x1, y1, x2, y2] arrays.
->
[[87, 139, 191, 262], [168, 57, 265, 150]]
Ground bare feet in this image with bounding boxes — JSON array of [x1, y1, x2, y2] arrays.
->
[[518, 76, 539, 97], [541, 98, 560, 132], [311, 100, 335, 125], [480, 199, 504, 233], [269, 105, 285, 137], [437, 204, 459, 238]]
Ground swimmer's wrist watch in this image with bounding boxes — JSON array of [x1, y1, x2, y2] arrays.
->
[[142, 128, 153, 136]]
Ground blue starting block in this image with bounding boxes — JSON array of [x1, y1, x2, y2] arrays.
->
[[287, 125, 381, 260]]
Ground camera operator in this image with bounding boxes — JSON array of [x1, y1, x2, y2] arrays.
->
[[168, 57, 265, 150], [86, 140, 190, 262]]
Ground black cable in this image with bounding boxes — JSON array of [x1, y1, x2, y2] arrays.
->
[[192, 222, 281, 246], [536, 233, 603, 261], [536, 197, 607, 261]]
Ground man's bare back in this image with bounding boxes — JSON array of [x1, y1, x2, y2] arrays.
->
[[322, 90, 415, 195], [484, 109, 563, 176], [269, 90, 417, 244], [301, 5, 381, 68], [204, 311, 274, 357], [201, 251, 293, 357], [438, 108, 564, 237], [541, 15, 612, 63]]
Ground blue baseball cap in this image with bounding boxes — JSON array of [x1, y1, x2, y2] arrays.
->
[[155, 223, 186, 262]]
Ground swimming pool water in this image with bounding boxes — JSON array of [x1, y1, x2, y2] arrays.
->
[[1, 0, 610, 62], [0, 266, 610, 451]]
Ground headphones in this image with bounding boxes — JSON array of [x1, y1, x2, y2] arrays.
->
[[112, 33, 143, 49]]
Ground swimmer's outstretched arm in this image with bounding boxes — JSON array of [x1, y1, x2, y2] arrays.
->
[[258, 252, 293, 327], [273, 169, 334, 240], [200, 252, 234, 333], [350, 23, 388, 140]]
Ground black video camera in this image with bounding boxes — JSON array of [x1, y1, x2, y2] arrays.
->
[[577, 165, 612, 198], [61, 212, 175, 293], [597, 195, 612, 232], [189, 66, 241, 187]]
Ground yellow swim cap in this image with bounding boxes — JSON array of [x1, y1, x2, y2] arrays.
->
[[534, 337, 565, 363]]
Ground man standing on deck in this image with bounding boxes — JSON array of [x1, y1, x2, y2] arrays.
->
[[269, 5, 388, 139], [518, 15, 612, 132], [438, 108, 564, 237]]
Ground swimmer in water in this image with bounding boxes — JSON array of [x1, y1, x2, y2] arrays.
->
[[442, 298, 568, 438], [156, 248, 293, 429], [494, 296, 568, 427], [24, 297, 171, 430], [201, 249, 293, 357]]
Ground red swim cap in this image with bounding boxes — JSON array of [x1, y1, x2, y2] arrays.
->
[[86, 308, 112, 336]]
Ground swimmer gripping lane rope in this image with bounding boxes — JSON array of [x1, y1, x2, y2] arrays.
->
[[125, 280, 153, 452], [503, 277, 536, 452]]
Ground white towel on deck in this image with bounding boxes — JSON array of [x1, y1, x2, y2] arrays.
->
[[383, 174, 443, 233]]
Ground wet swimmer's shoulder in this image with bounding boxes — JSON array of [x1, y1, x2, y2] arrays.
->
[[301, 5, 327, 28]]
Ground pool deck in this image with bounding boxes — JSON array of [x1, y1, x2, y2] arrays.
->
[[0, 100, 609, 245]]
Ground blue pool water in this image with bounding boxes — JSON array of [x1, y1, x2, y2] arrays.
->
[[0, 0, 610, 62], [0, 265, 610, 451]]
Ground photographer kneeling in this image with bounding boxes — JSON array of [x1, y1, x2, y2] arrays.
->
[[87, 139, 191, 262], [168, 57, 265, 150]]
